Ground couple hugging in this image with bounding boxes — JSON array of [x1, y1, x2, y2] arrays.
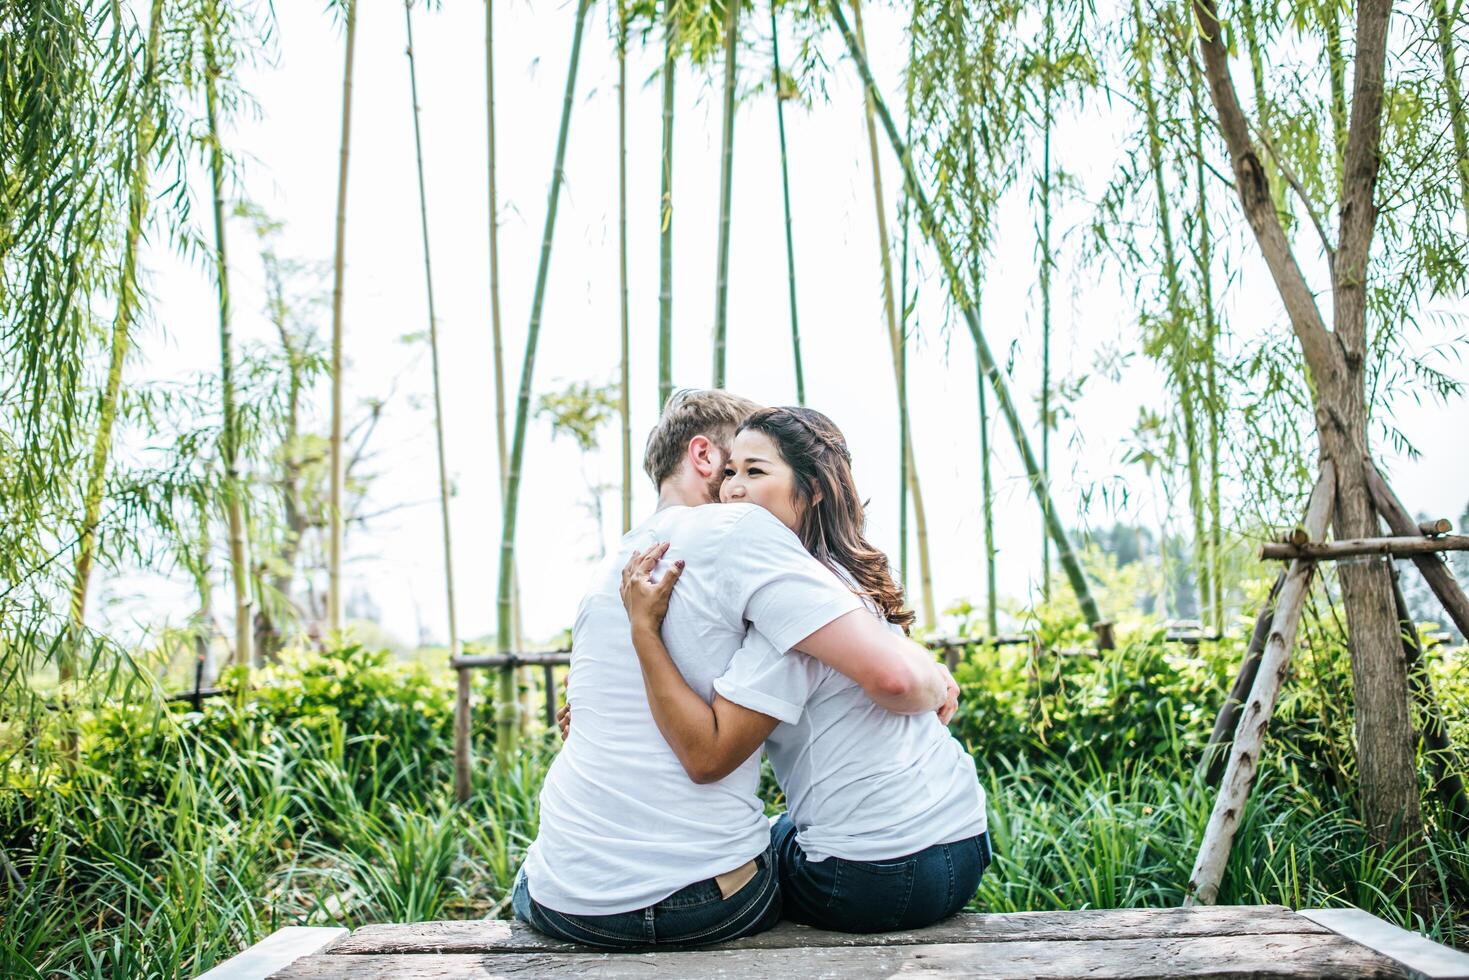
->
[[514, 389, 992, 947]]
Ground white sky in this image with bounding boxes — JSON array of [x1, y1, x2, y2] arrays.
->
[[103, 0, 1468, 649]]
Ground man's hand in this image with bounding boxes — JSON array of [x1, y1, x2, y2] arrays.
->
[[935, 662, 960, 725], [556, 702, 571, 740]]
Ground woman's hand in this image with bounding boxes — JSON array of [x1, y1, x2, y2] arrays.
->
[[620, 541, 685, 634]]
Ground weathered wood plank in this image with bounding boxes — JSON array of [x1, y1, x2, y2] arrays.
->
[[275, 932, 1408, 979], [1300, 908, 1469, 979], [326, 905, 1324, 955], [198, 927, 346, 980]]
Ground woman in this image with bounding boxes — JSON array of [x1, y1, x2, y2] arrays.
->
[[620, 406, 992, 933]]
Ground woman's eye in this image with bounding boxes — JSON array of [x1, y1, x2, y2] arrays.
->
[[749, 468, 764, 476], [723, 469, 735, 478]]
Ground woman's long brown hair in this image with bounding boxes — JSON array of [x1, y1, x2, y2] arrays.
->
[[738, 407, 916, 632]]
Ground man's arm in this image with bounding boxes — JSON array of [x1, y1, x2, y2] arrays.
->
[[792, 609, 953, 716]]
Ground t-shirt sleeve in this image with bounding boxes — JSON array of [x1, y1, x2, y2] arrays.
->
[[718, 507, 864, 652], [713, 630, 818, 725]]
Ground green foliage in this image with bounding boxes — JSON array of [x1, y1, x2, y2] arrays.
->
[[1, 641, 557, 977]]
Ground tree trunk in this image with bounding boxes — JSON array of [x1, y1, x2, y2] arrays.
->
[[67, 0, 167, 674], [1192, 0, 1422, 858], [711, 0, 738, 388], [658, 0, 676, 410], [328, 0, 358, 637], [203, 2, 254, 670], [850, 0, 935, 629], [491, 0, 592, 764], [771, 0, 804, 405], [829, 0, 1107, 636], [405, 0, 460, 666]]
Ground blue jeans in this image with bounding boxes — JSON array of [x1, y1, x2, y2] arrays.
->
[[512, 845, 781, 949], [771, 812, 991, 933]]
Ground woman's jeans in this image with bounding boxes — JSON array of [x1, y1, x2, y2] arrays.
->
[[512, 845, 781, 949], [771, 812, 992, 933]]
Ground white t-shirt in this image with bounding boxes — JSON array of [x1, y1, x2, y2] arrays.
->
[[713, 585, 988, 863], [522, 503, 864, 915]]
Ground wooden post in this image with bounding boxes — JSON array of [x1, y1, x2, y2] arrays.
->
[[1185, 463, 1336, 907], [543, 663, 556, 729], [454, 667, 471, 801], [1199, 571, 1286, 786], [1259, 535, 1469, 561], [1366, 465, 1469, 641], [1393, 571, 1469, 831]]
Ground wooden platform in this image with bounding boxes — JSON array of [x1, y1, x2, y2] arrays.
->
[[222, 905, 1469, 979]]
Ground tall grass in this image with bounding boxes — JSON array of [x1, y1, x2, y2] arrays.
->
[[6, 623, 1468, 976]]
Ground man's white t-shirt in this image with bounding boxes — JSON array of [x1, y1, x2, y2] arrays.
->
[[714, 586, 987, 863], [521, 503, 863, 915]]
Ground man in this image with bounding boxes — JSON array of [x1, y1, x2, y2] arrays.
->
[[514, 389, 955, 948]]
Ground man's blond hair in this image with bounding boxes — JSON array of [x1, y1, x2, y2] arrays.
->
[[643, 389, 762, 488]]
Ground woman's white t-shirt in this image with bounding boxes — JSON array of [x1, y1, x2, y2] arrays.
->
[[713, 581, 987, 863]]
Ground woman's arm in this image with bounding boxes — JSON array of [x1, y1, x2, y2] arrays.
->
[[622, 545, 779, 784]]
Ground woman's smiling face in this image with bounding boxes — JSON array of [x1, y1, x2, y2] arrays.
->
[[720, 429, 804, 533]]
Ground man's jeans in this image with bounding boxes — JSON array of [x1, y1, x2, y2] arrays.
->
[[771, 812, 992, 933], [512, 845, 781, 949]]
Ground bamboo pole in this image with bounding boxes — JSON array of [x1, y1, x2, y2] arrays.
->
[[1366, 465, 1469, 641], [68, 0, 167, 672], [1185, 462, 1336, 907], [202, 1, 254, 670], [895, 2, 918, 591], [771, 0, 804, 405], [1199, 571, 1285, 786], [1133, 0, 1207, 622], [1260, 535, 1469, 561], [328, 0, 358, 636], [485, 0, 593, 792], [404, 0, 460, 668], [1430, 0, 1469, 231], [1039, 0, 1054, 600], [711, 0, 739, 388], [618, 0, 632, 530], [1393, 570, 1469, 831], [850, 0, 935, 629], [827, 0, 1108, 638], [657, 0, 676, 410]]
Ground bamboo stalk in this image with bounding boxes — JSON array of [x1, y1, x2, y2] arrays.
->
[[1185, 462, 1337, 907], [328, 0, 358, 636], [490, 0, 592, 772], [1199, 571, 1285, 786], [827, 0, 1108, 637], [618, 0, 632, 530], [202, 1, 254, 670], [1260, 535, 1469, 561], [1393, 570, 1469, 831], [1133, 0, 1207, 622], [404, 0, 460, 668], [1366, 465, 1469, 641], [68, 0, 167, 674], [1431, 0, 1469, 233], [1420, 519, 1452, 537], [850, 0, 935, 629], [1039, 0, 1054, 601], [657, 0, 675, 410], [1187, 36, 1224, 635], [771, 0, 804, 405], [711, 0, 739, 388], [895, 2, 918, 591]]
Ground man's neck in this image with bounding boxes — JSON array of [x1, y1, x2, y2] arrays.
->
[[656, 479, 709, 512]]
